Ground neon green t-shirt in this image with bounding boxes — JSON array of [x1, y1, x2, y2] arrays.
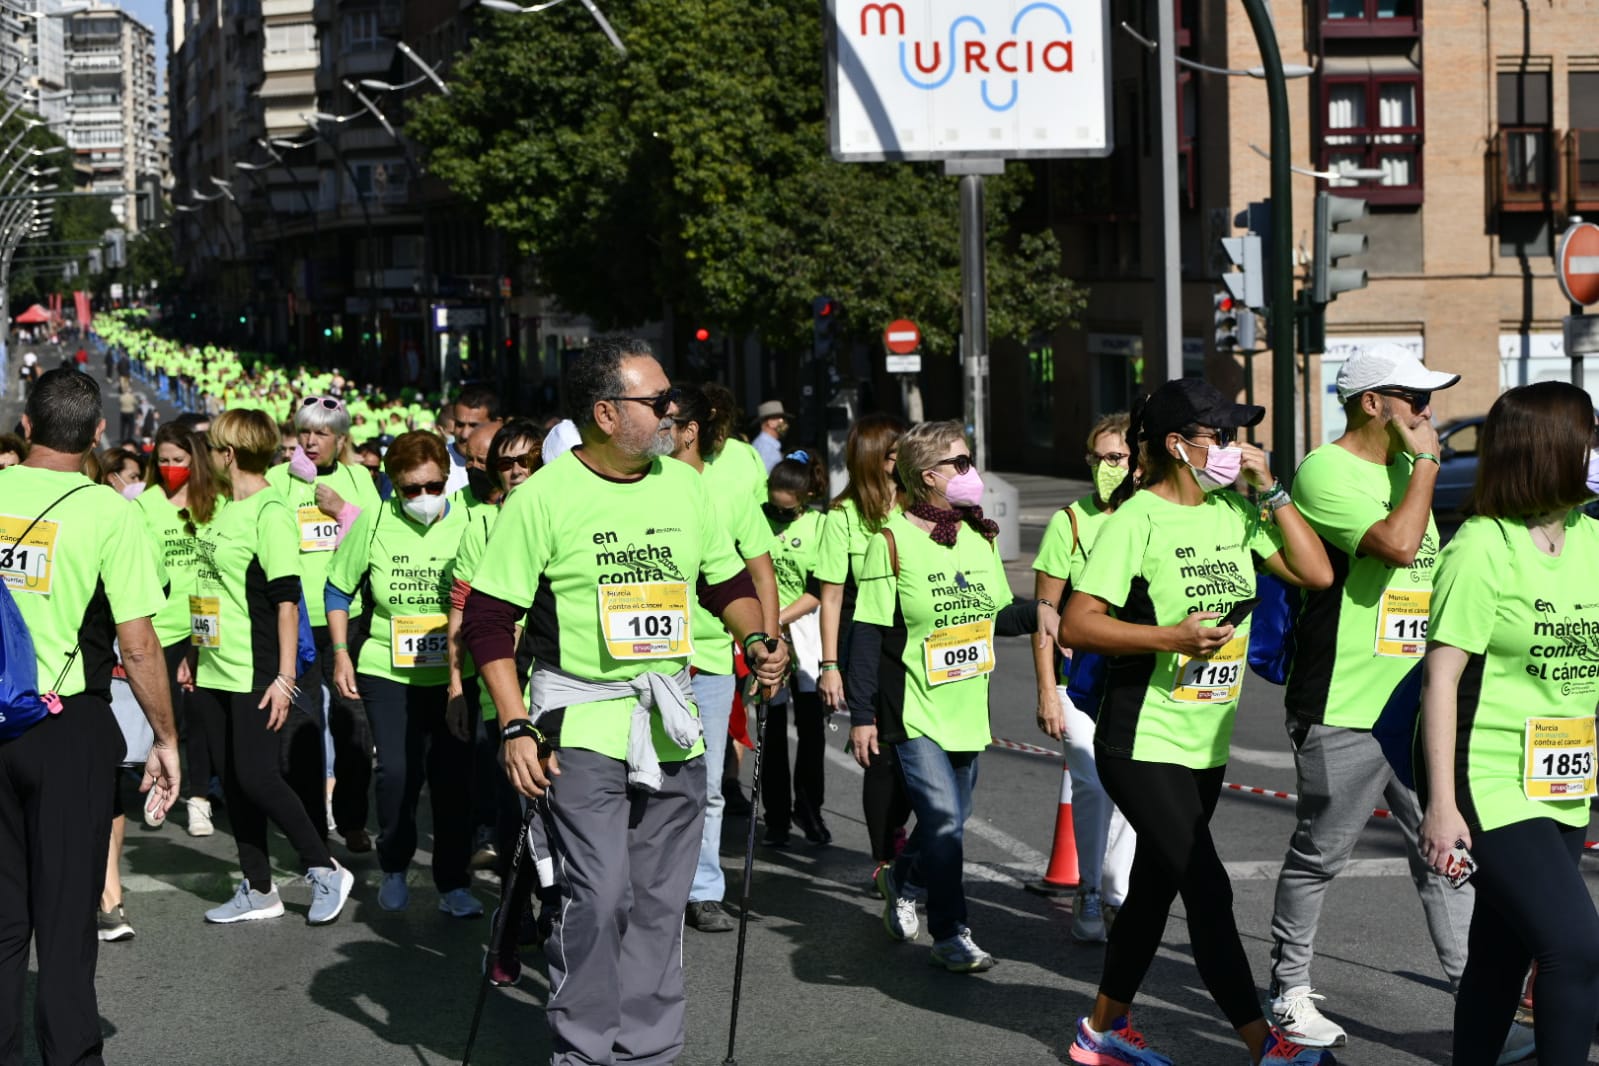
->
[[815, 498, 900, 615], [1428, 513, 1599, 833], [1077, 489, 1284, 769], [853, 512, 1006, 753], [325, 497, 466, 687], [769, 508, 824, 608], [687, 454, 771, 675], [1033, 496, 1113, 686], [717, 437, 768, 506], [133, 486, 209, 648], [471, 450, 745, 761], [193, 490, 301, 694], [1288, 444, 1441, 728], [266, 460, 382, 627], [0, 467, 165, 699]]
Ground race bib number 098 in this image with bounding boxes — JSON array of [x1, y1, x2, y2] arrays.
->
[[0, 515, 61, 594], [598, 583, 692, 661], [391, 614, 449, 669], [1523, 716, 1598, 801], [923, 620, 995, 687]]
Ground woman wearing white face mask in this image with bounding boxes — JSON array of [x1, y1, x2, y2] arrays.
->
[[846, 420, 1037, 973], [1059, 379, 1332, 1066], [325, 431, 480, 917]]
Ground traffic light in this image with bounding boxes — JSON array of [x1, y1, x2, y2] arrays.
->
[[812, 296, 839, 362], [1219, 234, 1265, 311], [1311, 191, 1368, 304], [1213, 292, 1255, 352]]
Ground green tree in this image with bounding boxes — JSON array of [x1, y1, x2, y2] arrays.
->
[[124, 225, 181, 297], [4, 119, 115, 306], [409, 0, 1085, 356]]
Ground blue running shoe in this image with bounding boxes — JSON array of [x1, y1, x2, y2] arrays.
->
[[1068, 1016, 1174, 1066], [1260, 1028, 1337, 1066]]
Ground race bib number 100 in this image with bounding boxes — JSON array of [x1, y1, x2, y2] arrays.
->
[[0, 515, 61, 594], [598, 583, 692, 660], [1523, 716, 1598, 801], [391, 614, 449, 669], [1172, 633, 1248, 704], [297, 505, 340, 553], [1375, 587, 1431, 657], [923, 620, 995, 687]]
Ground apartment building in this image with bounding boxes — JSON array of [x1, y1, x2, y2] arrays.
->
[[65, 4, 161, 231], [986, 0, 1599, 475]]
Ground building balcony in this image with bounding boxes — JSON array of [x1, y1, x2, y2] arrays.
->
[[336, 44, 394, 80], [261, 0, 312, 16], [263, 49, 318, 74], [1491, 126, 1560, 213], [1567, 129, 1599, 214], [69, 53, 123, 73]]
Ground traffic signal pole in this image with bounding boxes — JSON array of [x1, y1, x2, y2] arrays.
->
[[1241, 0, 1297, 482]]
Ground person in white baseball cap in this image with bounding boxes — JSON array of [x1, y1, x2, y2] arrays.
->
[[1266, 345, 1533, 1066]]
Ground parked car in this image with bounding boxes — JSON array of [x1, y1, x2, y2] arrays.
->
[[1431, 415, 1483, 519]]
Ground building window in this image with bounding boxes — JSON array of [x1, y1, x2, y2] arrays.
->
[[265, 22, 315, 54], [1318, 0, 1420, 37], [1319, 72, 1423, 204], [343, 10, 379, 53], [1493, 69, 1555, 211], [1567, 71, 1599, 210]]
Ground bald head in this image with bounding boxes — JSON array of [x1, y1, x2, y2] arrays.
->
[[465, 423, 498, 470]]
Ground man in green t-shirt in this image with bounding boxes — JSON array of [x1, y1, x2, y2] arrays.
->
[[462, 339, 787, 1066], [0, 369, 178, 1064], [1267, 346, 1504, 1053]]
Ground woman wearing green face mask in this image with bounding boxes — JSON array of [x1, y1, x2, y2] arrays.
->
[[1031, 412, 1135, 945]]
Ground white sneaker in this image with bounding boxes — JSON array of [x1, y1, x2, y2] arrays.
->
[[184, 797, 214, 837], [205, 881, 285, 924], [1270, 987, 1347, 1048], [1071, 886, 1107, 943], [1497, 1022, 1536, 1066], [874, 863, 919, 941]]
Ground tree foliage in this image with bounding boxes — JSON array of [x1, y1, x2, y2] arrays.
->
[[409, 0, 1085, 355], [6, 118, 116, 305]]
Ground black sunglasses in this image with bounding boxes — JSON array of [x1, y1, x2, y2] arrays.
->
[[1373, 388, 1431, 410], [397, 480, 446, 499], [606, 388, 682, 419], [932, 454, 974, 476], [494, 453, 536, 472]]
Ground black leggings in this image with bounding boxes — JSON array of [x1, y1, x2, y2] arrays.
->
[[762, 689, 826, 832], [194, 687, 334, 890], [168, 641, 225, 800], [1454, 818, 1599, 1066], [1095, 752, 1261, 1029]]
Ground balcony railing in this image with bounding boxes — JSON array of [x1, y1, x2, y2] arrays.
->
[[1568, 128, 1599, 212], [1491, 126, 1560, 212]]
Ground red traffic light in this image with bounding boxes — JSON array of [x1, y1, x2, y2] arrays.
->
[[694, 328, 710, 342], [818, 301, 835, 317]]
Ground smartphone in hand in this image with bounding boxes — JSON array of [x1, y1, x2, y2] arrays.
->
[[1218, 597, 1260, 629], [1441, 839, 1477, 889]]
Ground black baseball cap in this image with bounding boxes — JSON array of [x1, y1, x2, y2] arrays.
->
[[1139, 378, 1264, 441]]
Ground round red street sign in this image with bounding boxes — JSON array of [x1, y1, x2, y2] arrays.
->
[[1558, 220, 1599, 306], [883, 319, 920, 355]]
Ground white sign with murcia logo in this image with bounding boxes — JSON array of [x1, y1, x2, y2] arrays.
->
[[827, 0, 1112, 161]]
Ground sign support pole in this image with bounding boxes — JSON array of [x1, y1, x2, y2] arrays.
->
[[1154, 0, 1182, 386], [949, 159, 1003, 471]]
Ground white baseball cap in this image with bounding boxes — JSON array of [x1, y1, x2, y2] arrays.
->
[[1334, 343, 1459, 404]]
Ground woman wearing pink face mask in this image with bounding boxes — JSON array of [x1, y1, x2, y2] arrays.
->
[[846, 420, 1038, 974], [1059, 379, 1332, 1066]]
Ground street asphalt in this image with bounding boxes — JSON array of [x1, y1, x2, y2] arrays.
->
[[6, 349, 1597, 1064]]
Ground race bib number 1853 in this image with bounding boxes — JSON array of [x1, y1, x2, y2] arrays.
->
[[598, 583, 692, 661], [1523, 716, 1598, 801]]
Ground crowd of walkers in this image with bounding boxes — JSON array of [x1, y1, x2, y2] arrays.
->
[[0, 321, 1595, 1066]]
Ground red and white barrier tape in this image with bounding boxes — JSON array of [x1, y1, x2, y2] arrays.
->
[[988, 736, 1062, 758]]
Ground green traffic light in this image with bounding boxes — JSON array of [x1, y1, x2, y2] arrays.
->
[[323, 328, 332, 338], [238, 315, 247, 324]]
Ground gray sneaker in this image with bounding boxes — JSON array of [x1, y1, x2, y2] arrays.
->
[[929, 926, 996, 973], [205, 881, 285, 924], [97, 904, 134, 942], [305, 861, 354, 925]]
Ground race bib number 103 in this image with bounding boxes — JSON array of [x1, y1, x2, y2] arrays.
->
[[598, 583, 692, 661]]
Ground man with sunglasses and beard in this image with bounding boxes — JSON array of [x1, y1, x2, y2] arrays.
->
[[463, 338, 788, 1066], [1266, 347, 1532, 1063]]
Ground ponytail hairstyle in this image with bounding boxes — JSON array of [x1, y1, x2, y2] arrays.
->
[[698, 382, 739, 456], [832, 412, 905, 532], [770, 450, 826, 505], [672, 383, 720, 463]]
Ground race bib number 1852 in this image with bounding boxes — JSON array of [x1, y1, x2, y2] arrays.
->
[[391, 613, 449, 669]]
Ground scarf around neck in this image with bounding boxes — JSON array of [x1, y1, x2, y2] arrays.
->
[[907, 501, 999, 547]]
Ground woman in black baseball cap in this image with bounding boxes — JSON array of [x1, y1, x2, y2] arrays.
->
[[1060, 378, 1333, 1066]]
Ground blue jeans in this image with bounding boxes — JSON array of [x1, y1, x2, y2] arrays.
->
[[689, 671, 737, 903], [893, 735, 979, 941]]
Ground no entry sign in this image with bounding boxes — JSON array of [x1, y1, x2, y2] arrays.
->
[[884, 319, 921, 354], [1559, 220, 1599, 306]]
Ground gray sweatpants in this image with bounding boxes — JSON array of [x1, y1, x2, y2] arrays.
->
[[544, 748, 707, 1066], [1269, 720, 1472, 994]]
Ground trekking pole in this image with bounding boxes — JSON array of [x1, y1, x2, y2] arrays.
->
[[724, 639, 779, 1066], [462, 800, 540, 1066]]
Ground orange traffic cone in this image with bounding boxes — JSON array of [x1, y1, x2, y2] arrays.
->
[[1025, 765, 1080, 896]]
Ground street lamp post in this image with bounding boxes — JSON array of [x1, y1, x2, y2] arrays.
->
[[302, 113, 380, 380], [479, 0, 627, 55]]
